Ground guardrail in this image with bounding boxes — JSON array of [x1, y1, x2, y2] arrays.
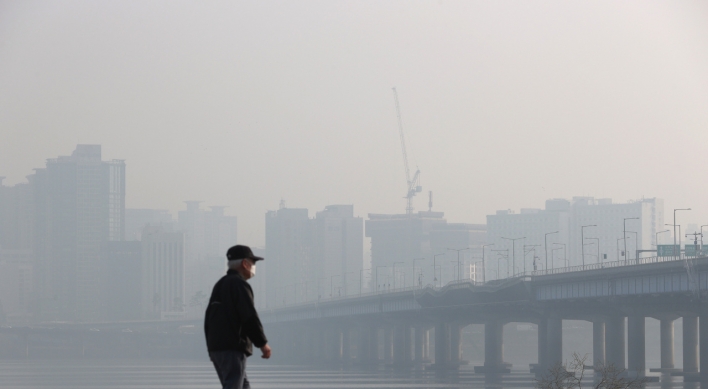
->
[[517, 254, 701, 278], [263, 255, 705, 311]]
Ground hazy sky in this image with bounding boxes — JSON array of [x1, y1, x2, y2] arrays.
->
[[2, 1, 708, 245]]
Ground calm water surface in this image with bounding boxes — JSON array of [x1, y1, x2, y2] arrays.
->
[[0, 360, 697, 389]]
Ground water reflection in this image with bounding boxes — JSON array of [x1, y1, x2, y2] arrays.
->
[[0, 360, 702, 389]]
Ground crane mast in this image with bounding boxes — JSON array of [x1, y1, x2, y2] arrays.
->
[[392, 87, 421, 215]]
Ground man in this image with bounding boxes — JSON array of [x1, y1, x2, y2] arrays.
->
[[205, 245, 271, 389]]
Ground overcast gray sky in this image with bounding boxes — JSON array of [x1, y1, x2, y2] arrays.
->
[[2, 1, 708, 245]]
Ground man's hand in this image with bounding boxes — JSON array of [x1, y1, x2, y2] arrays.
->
[[260, 344, 272, 359]]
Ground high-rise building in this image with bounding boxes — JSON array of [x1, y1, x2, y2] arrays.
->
[[263, 203, 364, 306], [177, 202, 237, 304], [100, 241, 142, 321], [313, 205, 364, 296], [486, 200, 571, 278], [265, 206, 312, 307], [486, 197, 664, 276], [141, 226, 185, 319], [0, 249, 33, 325], [28, 145, 125, 321], [366, 211, 486, 290], [125, 209, 174, 241]]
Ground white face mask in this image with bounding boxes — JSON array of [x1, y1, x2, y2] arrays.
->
[[249, 264, 256, 278]]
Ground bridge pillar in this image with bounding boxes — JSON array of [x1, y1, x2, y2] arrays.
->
[[434, 322, 450, 367], [627, 316, 645, 377], [342, 327, 352, 363], [414, 326, 429, 363], [605, 316, 625, 370], [547, 317, 562, 368], [683, 315, 699, 373], [536, 317, 548, 373], [384, 326, 394, 362], [660, 318, 675, 369], [700, 314, 708, 383], [592, 320, 605, 369], [477, 320, 506, 373], [358, 326, 378, 364], [393, 324, 412, 366], [450, 323, 462, 364]]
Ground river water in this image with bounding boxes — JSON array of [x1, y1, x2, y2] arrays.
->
[[0, 360, 697, 389]]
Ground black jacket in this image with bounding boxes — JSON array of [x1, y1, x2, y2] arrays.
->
[[204, 270, 267, 356]]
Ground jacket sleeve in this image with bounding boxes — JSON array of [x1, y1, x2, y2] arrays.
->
[[234, 282, 268, 348]]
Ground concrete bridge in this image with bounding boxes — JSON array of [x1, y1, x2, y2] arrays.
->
[[2, 255, 707, 381], [262, 255, 708, 380]]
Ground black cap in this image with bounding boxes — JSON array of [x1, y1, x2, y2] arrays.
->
[[226, 245, 264, 262]]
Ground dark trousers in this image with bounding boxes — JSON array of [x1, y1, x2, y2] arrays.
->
[[209, 350, 250, 389]]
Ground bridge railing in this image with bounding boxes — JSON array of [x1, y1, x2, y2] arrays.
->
[[263, 255, 703, 310], [517, 254, 696, 278]]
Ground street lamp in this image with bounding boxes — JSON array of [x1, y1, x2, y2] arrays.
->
[[482, 244, 494, 283], [701, 225, 708, 254], [544, 231, 559, 272], [492, 249, 509, 278], [656, 229, 670, 248], [523, 245, 540, 274], [625, 231, 637, 261], [447, 248, 470, 281], [375, 266, 387, 292], [433, 253, 445, 287], [581, 225, 597, 266], [553, 243, 566, 269], [412, 258, 425, 288], [585, 237, 600, 263], [501, 237, 525, 277], [623, 218, 639, 263], [666, 224, 681, 259], [673, 208, 691, 258]]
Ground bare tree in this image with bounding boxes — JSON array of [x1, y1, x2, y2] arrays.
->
[[536, 353, 647, 389]]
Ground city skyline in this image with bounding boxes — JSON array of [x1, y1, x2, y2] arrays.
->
[[3, 2, 708, 246]]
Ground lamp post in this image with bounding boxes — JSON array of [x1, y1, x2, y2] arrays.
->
[[523, 245, 540, 274], [447, 248, 470, 281], [433, 253, 445, 287], [656, 229, 670, 248], [412, 258, 425, 288], [581, 225, 597, 266], [552, 247, 564, 269], [375, 266, 387, 292], [617, 238, 623, 261], [553, 243, 566, 269], [666, 224, 681, 259], [482, 244, 494, 283], [501, 237, 525, 277], [623, 218, 639, 263], [544, 231, 559, 272], [585, 237, 600, 263], [673, 208, 691, 258], [492, 249, 509, 278], [625, 231, 637, 261], [330, 275, 341, 297], [701, 225, 708, 254]]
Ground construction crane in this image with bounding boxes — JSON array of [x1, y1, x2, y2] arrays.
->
[[392, 87, 422, 215]]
